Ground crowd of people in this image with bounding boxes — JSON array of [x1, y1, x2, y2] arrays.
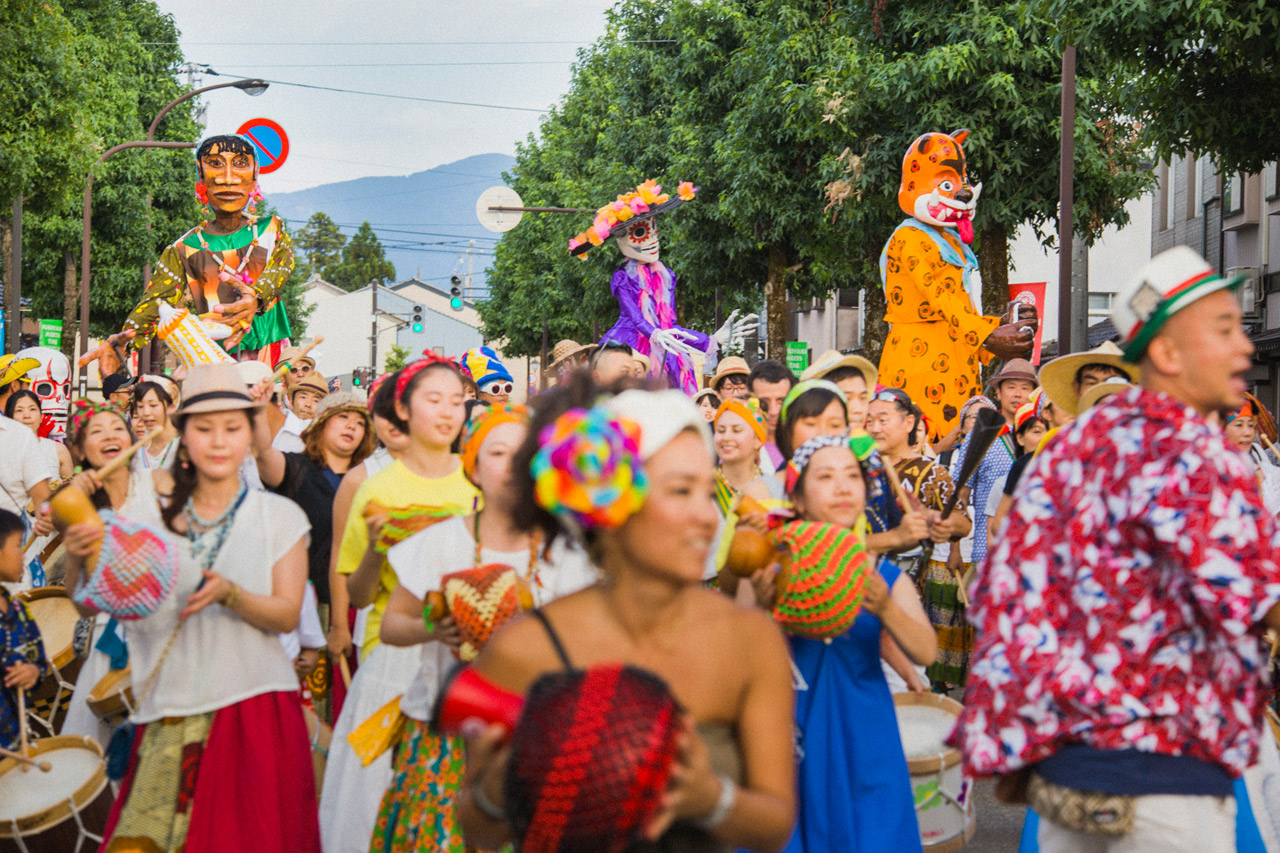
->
[[0, 247, 1278, 852]]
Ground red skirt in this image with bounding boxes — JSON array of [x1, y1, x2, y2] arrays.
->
[[101, 690, 320, 853]]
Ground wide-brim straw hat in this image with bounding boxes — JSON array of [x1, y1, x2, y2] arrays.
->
[[175, 363, 265, 416], [801, 349, 878, 387], [302, 391, 370, 437], [278, 345, 316, 369], [1078, 376, 1134, 413], [549, 339, 597, 369], [1039, 341, 1139, 417]]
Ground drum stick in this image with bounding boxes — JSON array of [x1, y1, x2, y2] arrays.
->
[[0, 745, 50, 772], [881, 461, 913, 513], [338, 654, 352, 690], [272, 336, 325, 382], [95, 427, 163, 481], [17, 689, 28, 772]]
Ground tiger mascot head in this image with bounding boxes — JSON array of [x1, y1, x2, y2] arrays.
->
[[897, 129, 982, 245]]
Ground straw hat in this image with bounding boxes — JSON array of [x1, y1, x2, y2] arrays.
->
[[278, 345, 316, 370], [549, 339, 596, 370], [175, 363, 265, 416], [234, 360, 274, 387], [710, 356, 750, 390], [302, 391, 370, 438], [1039, 341, 1138, 417], [801, 349, 878, 387], [287, 372, 329, 402], [1078, 376, 1134, 413]]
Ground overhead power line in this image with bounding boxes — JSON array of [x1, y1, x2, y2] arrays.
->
[[215, 61, 570, 68], [205, 71, 545, 113], [147, 40, 675, 46]]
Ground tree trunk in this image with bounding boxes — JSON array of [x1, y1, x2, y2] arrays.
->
[[976, 220, 1010, 384], [62, 251, 78, 361], [1, 218, 11, 351], [765, 243, 788, 361]]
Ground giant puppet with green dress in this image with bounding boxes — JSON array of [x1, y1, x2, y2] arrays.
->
[[94, 134, 295, 373]]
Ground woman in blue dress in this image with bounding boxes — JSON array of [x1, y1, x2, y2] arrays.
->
[[778, 434, 938, 852]]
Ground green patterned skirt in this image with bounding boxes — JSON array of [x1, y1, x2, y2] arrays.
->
[[920, 559, 973, 687], [370, 717, 467, 852]]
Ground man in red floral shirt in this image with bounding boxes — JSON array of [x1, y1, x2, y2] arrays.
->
[[951, 246, 1280, 852]]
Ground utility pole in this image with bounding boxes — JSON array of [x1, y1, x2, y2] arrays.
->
[[1056, 45, 1077, 353], [370, 278, 378, 372], [466, 239, 475, 300]]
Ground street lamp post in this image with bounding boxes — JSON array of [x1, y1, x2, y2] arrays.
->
[[76, 78, 269, 394]]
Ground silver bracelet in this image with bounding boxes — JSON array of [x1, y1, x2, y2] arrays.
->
[[471, 772, 508, 823], [694, 772, 737, 830]]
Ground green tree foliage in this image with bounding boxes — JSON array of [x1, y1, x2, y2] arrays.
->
[[384, 343, 411, 372], [15, 0, 205, 352], [1035, 0, 1280, 174], [479, 0, 1153, 359], [325, 221, 396, 291], [293, 211, 346, 279]]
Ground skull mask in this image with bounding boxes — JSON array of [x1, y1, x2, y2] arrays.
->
[[615, 218, 661, 264], [16, 346, 71, 440]]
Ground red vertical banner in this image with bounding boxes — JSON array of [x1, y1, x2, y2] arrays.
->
[[1009, 281, 1048, 365]]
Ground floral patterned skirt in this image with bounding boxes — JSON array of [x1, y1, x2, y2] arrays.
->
[[921, 560, 973, 687], [370, 716, 467, 852]]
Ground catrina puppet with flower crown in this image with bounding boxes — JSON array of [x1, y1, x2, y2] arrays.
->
[[569, 179, 757, 396], [89, 135, 295, 375]]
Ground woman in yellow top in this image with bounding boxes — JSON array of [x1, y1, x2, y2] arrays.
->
[[320, 355, 480, 853]]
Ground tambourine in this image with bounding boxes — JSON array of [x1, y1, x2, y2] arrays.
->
[[724, 518, 870, 639], [422, 564, 534, 661]]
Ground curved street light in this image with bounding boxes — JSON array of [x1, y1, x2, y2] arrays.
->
[[76, 79, 270, 393]]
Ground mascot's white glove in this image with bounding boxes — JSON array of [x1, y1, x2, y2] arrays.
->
[[713, 310, 760, 349], [651, 327, 702, 360]]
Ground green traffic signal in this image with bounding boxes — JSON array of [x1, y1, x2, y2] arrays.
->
[[412, 322, 424, 333], [450, 297, 463, 310]]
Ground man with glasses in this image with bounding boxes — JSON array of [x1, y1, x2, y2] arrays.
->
[[279, 345, 316, 391]]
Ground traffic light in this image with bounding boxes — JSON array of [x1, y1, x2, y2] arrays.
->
[[411, 304, 424, 333], [352, 366, 372, 387], [449, 276, 464, 311]]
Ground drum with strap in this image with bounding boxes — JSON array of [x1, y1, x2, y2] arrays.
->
[[14, 587, 84, 737], [85, 666, 133, 729], [894, 692, 976, 852], [0, 735, 114, 852]]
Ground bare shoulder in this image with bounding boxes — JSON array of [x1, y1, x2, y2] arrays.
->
[[476, 610, 567, 694]]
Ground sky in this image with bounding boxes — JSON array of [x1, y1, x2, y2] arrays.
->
[[156, 0, 618, 193]]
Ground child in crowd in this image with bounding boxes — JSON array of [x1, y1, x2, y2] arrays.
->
[[0, 508, 48, 750]]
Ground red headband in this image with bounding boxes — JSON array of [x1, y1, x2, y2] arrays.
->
[[394, 353, 460, 402]]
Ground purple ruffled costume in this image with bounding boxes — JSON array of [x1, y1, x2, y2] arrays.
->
[[601, 259, 716, 395]]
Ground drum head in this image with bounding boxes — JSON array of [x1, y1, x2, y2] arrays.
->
[[0, 736, 106, 836], [893, 692, 964, 774], [15, 586, 78, 670]]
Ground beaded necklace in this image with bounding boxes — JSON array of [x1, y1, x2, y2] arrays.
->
[[182, 484, 249, 573], [193, 218, 261, 287], [473, 511, 543, 594]]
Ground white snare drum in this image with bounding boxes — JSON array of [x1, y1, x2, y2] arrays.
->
[[894, 692, 975, 852], [0, 735, 113, 852]]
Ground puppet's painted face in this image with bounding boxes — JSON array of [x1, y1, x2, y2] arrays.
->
[[615, 218, 660, 263], [199, 143, 257, 215], [898, 130, 982, 245], [16, 346, 70, 440]]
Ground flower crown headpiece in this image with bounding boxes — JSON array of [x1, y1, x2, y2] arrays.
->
[[68, 399, 127, 447], [568, 179, 697, 258]]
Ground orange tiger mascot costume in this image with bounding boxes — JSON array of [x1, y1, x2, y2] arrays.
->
[[878, 130, 1030, 439]]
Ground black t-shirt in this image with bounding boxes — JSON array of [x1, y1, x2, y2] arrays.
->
[[1002, 452, 1035, 498], [274, 452, 340, 605]]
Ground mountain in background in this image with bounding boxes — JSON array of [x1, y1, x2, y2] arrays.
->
[[268, 152, 515, 299]]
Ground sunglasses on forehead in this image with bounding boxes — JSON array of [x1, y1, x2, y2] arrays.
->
[[873, 389, 912, 406]]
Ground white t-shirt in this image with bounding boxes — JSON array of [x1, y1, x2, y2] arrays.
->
[[0, 416, 56, 514], [388, 516, 597, 720], [36, 437, 62, 479], [126, 490, 310, 722], [363, 447, 392, 477], [280, 582, 326, 661], [131, 436, 179, 474], [273, 412, 310, 454]]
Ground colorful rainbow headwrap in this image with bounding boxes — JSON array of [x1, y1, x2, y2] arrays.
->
[[395, 353, 461, 402], [714, 397, 766, 444], [531, 407, 649, 533], [67, 399, 127, 446], [461, 346, 513, 389], [461, 403, 528, 480], [1225, 399, 1256, 425], [780, 379, 848, 423], [1028, 387, 1047, 420], [785, 430, 885, 497]]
